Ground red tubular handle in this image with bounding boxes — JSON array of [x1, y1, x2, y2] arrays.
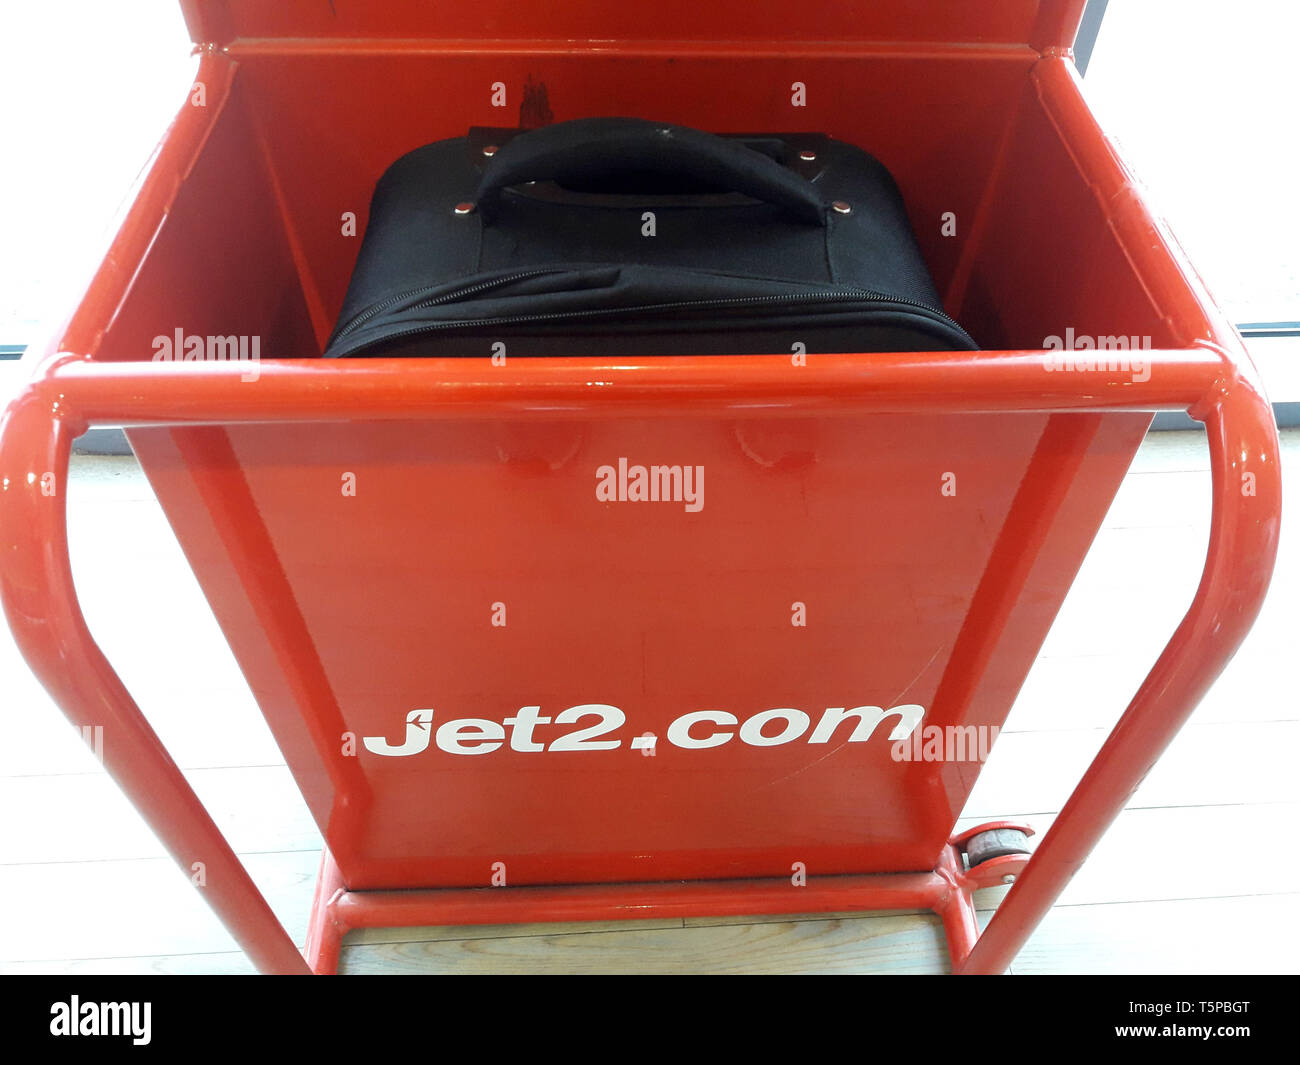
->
[[958, 347, 1282, 973], [0, 383, 312, 975]]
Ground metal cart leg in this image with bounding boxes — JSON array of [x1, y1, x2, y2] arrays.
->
[[304, 848, 347, 975]]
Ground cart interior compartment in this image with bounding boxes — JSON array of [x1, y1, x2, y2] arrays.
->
[[94, 46, 1190, 361]]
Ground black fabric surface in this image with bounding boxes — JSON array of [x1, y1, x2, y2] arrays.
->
[[326, 118, 976, 357]]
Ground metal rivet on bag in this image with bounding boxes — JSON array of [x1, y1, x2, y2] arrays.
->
[[482, 145, 498, 157], [453, 202, 476, 215], [832, 200, 852, 214], [799, 150, 817, 161]]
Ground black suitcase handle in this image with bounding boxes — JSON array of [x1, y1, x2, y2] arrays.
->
[[474, 117, 828, 225]]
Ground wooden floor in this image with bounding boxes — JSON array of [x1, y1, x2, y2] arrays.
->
[[0, 423, 1296, 974]]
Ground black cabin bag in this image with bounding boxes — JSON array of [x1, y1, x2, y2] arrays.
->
[[325, 117, 976, 358]]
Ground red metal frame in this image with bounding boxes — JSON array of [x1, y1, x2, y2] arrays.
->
[[0, 346, 1280, 974], [0, 0, 1283, 973]]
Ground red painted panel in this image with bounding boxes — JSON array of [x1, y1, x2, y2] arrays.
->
[[180, 0, 1084, 51]]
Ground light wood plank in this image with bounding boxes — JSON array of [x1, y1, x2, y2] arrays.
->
[[1007, 642, 1299, 734], [346, 917, 685, 947], [958, 802, 1300, 911], [1102, 469, 1211, 529], [0, 850, 319, 963], [0, 766, 322, 864], [682, 908, 928, 928], [340, 911, 951, 975], [1121, 430, 1212, 474], [963, 720, 1300, 819], [0, 952, 257, 976], [1005, 893, 1300, 975]]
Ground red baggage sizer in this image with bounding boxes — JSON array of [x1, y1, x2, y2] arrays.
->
[[0, 0, 1281, 974]]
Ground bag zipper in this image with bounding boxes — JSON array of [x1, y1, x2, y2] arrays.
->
[[330, 268, 567, 345], [331, 286, 973, 356]]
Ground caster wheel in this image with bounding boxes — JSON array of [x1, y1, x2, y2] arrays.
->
[[965, 828, 1031, 868]]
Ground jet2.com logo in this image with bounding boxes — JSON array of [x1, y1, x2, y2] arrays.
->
[[361, 702, 926, 757]]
